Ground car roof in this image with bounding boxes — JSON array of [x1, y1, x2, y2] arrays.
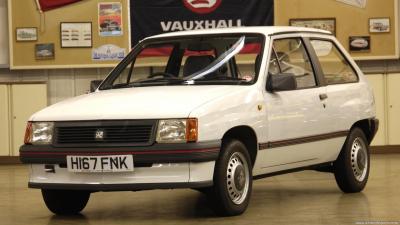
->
[[145, 26, 332, 40]]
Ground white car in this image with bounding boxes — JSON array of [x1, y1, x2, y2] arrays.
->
[[20, 26, 378, 216]]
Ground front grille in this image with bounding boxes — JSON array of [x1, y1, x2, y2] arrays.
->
[[54, 120, 156, 147]]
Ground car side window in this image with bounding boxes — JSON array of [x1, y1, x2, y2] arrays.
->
[[272, 38, 317, 89], [310, 40, 358, 85]]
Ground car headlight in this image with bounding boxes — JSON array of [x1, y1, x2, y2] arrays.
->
[[24, 122, 54, 145], [156, 119, 198, 143]]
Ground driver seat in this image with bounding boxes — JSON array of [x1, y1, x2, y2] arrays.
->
[[183, 55, 215, 77]]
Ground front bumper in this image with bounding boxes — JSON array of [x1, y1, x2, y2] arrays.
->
[[21, 141, 220, 191], [28, 161, 215, 191], [20, 140, 221, 164]]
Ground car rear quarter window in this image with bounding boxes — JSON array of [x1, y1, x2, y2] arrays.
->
[[310, 40, 358, 85]]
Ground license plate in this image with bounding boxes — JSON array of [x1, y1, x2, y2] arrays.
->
[[67, 155, 134, 173]]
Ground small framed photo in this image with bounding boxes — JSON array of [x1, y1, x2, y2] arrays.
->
[[16, 27, 37, 41], [349, 36, 371, 52], [369, 18, 390, 33], [60, 22, 92, 48], [35, 43, 55, 60], [289, 18, 336, 36]]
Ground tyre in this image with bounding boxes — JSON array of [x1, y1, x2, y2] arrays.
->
[[209, 139, 252, 216], [42, 189, 90, 215], [334, 128, 370, 193]]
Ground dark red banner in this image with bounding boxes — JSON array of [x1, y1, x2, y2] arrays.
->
[[37, 0, 82, 12]]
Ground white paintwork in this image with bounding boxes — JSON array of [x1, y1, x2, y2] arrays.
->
[[189, 161, 215, 182], [253, 137, 346, 176], [26, 27, 376, 188], [364, 74, 385, 146], [146, 26, 330, 40], [30, 161, 214, 185], [30, 85, 251, 122]]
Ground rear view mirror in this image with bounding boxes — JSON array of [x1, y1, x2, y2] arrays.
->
[[90, 80, 103, 93], [266, 73, 297, 92]]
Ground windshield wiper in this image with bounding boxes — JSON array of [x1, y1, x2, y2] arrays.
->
[[192, 78, 247, 84], [131, 77, 186, 86], [110, 77, 185, 89]]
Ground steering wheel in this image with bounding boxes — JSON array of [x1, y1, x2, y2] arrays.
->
[[147, 72, 176, 79]]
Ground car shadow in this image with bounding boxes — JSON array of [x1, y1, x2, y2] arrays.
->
[[44, 184, 371, 224]]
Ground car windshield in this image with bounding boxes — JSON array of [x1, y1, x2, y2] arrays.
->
[[99, 34, 264, 89]]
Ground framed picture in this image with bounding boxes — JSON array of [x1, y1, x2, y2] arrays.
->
[[35, 43, 55, 60], [289, 18, 336, 36], [349, 36, 371, 52], [16, 27, 37, 41], [369, 18, 390, 33], [98, 2, 123, 36], [60, 22, 92, 48]]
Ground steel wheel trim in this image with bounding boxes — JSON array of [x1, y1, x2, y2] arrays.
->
[[351, 137, 368, 182], [226, 152, 250, 205]]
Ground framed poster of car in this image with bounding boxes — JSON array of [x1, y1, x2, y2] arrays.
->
[[60, 22, 92, 48], [369, 18, 390, 33], [289, 18, 336, 36], [98, 2, 123, 36], [349, 36, 371, 52]]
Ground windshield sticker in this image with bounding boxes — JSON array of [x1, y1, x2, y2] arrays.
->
[[92, 44, 126, 61]]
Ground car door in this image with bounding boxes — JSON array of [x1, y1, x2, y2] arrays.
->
[[257, 35, 338, 174], [308, 38, 361, 153]]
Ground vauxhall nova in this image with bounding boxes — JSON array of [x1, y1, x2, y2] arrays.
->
[[20, 27, 378, 216]]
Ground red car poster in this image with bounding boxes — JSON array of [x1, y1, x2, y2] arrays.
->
[[98, 3, 123, 36]]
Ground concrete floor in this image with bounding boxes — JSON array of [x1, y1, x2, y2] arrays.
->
[[1, 155, 400, 225]]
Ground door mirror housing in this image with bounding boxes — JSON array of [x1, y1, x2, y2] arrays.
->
[[90, 80, 103, 93], [266, 73, 297, 92]]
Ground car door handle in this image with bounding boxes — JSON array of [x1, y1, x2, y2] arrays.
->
[[319, 93, 328, 100]]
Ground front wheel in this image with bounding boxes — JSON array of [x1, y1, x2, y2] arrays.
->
[[209, 139, 252, 216], [334, 128, 370, 193], [42, 189, 90, 215]]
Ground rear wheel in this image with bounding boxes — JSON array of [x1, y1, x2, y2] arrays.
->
[[42, 189, 90, 215], [334, 128, 370, 193], [209, 139, 252, 216]]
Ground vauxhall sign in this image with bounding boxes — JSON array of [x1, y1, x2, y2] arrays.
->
[[130, 0, 274, 45], [160, 19, 243, 32]]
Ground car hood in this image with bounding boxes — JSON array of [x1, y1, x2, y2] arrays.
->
[[31, 85, 247, 121]]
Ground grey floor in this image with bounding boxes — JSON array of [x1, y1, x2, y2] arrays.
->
[[1, 154, 400, 225]]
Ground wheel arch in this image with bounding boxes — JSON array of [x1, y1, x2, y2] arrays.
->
[[222, 125, 258, 167], [350, 118, 379, 144]]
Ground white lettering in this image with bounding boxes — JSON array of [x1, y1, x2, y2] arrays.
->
[[160, 21, 172, 31], [171, 21, 183, 31], [204, 20, 216, 29], [217, 20, 228, 28], [194, 20, 204, 30], [160, 19, 243, 32], [183, 21, 194, 30]]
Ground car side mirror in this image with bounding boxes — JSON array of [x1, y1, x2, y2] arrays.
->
[[90, 80, 103, 93], [266, 73, 297, 92]]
